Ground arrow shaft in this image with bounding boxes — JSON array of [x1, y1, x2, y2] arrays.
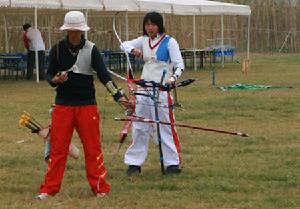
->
[[115, 117, 248, 137]]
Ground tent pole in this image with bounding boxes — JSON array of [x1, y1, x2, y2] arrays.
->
[[85, 10, 88, 39], [193, 15, 197, 71], [118, 18, 122, 41], [242, 14, 251, 75], [35, 6, 39, 83], [125, 11, 129, 41], [221, 14, 224, 68], [247, 14, 251, 60], [50, 16, 53, 49], [3, 14, 9, 53], [48, 16, 52, 51]]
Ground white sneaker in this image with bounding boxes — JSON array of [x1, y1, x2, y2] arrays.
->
[[36, 193, 49, 200], [96, 193, 107, 198]]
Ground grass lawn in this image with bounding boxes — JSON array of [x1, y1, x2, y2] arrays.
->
[[0, 53, 299, 209]]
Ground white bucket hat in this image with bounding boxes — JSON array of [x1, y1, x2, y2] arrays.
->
[[60, 11, 90, 31]]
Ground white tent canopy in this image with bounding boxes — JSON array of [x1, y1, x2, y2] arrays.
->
[[0, 0, 9, 7], [101, 0, 142, 12], [62, 0, 102, 10], [0, 0, 251, 77], [1, 0, 251, 15], [1, 0, 104, 9], [10, 0, 61, 8], [139, 0, 251, 16]]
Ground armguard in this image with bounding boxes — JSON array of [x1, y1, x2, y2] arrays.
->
[[105, 80, 123, 102], [173, 67, 184, 80]]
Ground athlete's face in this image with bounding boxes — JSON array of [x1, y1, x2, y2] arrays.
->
[[144, 20, 159, 39], [67, 30, 84, 45]]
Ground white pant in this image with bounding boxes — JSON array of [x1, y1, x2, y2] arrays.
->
[[124, 90, 180, 166]]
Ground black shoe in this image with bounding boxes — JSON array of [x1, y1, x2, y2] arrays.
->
[[126, 165, 141, 177], [166, 165, 181, 174], [44, 155, 49, 163]]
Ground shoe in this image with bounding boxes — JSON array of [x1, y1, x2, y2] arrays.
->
[[96, 193, 108, 198], [36, 193, 49, 200], [126, 165, 141, 177], [44, 155, 50, 163], [166, 165, 181, 174]]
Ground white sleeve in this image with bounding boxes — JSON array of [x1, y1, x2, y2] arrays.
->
[[26, 29, 33, 40], [168, 37, 185, 80], [120, 36, 144, 53]]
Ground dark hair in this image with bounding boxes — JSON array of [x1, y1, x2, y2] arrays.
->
[[23, 23, 31, 31], [143, 12, 165, 36]]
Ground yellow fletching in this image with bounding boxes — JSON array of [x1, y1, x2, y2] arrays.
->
[[19, 111, 43, 130], [19, 119, 24, 125]]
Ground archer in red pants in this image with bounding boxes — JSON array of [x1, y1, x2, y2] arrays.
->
[[37, 11, 131, 200]]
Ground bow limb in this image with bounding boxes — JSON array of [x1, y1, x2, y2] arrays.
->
[[107, 69, 127, 81], [117, 76, 136, 143], [112, 13, 136, 144], [107, 67, 136, 143]]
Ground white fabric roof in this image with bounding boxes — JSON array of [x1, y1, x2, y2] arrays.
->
[[8, 0, 104, 10], [0, 0, 251, 16], [197, 1, 251, 16], [0, 0, 9, 7], [10, 0, 61, 8], [100, 0, 171, 13], [138, 0, 251, 16], [62, 0, 103, 10], [101, 0, 140, 11]]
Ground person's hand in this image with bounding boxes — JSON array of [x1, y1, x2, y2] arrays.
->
[[131, 48, 142, 57], [129, 82, 138, 93], [52, 71, 68, 84], [118, 96, 135, 116], [165, 75, 176, 86]]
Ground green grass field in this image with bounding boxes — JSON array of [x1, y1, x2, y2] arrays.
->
[[0, 54, 299, 209]]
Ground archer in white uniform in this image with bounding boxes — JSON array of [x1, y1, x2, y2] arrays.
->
[[120, 12, 185, 175]]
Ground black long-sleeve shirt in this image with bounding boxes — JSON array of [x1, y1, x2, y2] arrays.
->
[[46, 37, 118, 105]]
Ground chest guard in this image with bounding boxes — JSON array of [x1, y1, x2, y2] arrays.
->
[[70, 40, 95, 75], [142, 36, 172, 84]]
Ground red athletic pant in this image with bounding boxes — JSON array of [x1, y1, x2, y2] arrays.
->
[[39, 104, 110, 195]]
